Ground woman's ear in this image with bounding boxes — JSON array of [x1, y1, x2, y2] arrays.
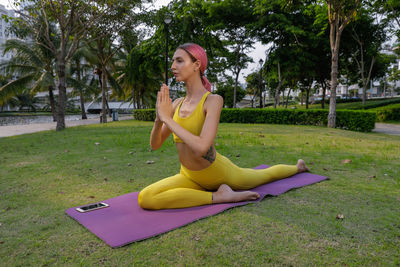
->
[[194, 60, 201, 72]]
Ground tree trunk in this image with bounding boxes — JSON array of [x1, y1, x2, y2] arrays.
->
[[132, 86, 136, 109], [326, 0, 360, 127], [106, 97, 111, 117], [48, 86, 57, 122], [300, 91, 304, 106], [363, 56, 376, 104], [273, 62, 282, 108], [56, 59, 67, 131], [106, 90, 111, 117], [251, 92, 256, 108], [233, 71, 240, 108], [233, 46, 241, 108], [321, 81, 326, 109], [306, 87, 310, 109], [285, 88, 291, 108], [328, 22, 341, 128], [259, 71, 263, 108], [281, 90, 285, 107], [77, 60, 87, 119], [79, 90, 87, 119], [274, 89, 280, 108], [101, 68, 107, 123]]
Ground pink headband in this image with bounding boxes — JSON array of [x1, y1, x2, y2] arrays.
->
[[178, 43, 212, 92]]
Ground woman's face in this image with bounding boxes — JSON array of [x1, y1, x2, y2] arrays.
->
[[171, 48, 199, 82]]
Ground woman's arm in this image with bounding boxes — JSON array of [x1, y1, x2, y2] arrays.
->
[[149, 95, 182, 150], [157, 86, 223, 157]]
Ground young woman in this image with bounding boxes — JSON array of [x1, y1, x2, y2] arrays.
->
[[138, 43, 309, 210]]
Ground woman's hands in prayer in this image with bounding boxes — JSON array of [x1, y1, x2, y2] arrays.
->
[[156, 84, 173, 122]]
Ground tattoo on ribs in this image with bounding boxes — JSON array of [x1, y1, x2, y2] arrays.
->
[[202, 146, 215, 163]]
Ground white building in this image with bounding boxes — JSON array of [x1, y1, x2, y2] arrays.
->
[[0, 4, 16, 64]]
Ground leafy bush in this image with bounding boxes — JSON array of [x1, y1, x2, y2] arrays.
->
[[220, 108, 375, 132], [133, 108, 376, 132], [357, 98, 400, 110], [133, 109, 156, 121], [373, 104, 400, 122]]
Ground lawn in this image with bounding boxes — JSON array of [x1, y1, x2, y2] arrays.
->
[[1, 120, 399, 266]]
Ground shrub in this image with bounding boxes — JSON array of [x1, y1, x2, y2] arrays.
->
[[133, 109, 156, 121], [133, 108, 376, 132], [220, 109, 375, 132], [358, 98, 400, 110], [373, 104, 400, 122]]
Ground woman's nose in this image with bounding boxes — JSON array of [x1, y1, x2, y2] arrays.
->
[[171, 60, 176, 70]]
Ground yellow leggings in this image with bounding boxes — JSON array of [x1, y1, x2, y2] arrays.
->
[[138, 153, 298, 210]]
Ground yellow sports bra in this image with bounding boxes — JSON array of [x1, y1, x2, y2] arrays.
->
[[172, 91, 211, 143]]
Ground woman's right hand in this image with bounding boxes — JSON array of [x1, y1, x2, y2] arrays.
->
[[156, 84, 173, 123], [155, 86, 163, 122]]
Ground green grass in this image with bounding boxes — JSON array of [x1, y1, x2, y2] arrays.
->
[[1, 120, 400, 266]]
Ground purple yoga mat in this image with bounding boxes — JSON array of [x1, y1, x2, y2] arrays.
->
[[66, 165, 327, 248]]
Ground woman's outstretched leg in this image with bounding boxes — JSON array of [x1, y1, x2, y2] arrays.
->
[[212, 159, 310, 204], [224, 158, 309, 190], [212, 159, 309, 203]]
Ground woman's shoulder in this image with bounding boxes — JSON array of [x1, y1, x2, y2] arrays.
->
[[206, 93, 223, 103], [205, 93, 223, 108]]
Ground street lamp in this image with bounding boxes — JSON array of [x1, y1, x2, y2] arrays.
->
[[259, 58, 264, 108], [164, 14, 172, 86]]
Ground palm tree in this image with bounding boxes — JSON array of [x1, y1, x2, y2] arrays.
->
[[0, 39, 57, 120], [85, 39, 127, 122], [115, 44, 163, 109], [67, 44, 101, 119], [7, 91, 41, 112]]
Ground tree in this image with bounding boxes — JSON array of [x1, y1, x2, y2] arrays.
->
[[215, 77, 246, 108], [375, 0, 400, 39], [116, 43, 163, 109], [10, 0, 146, 130], [0, 39, 57, 120], [253, 0, 324, 109], [148, 1, 227, 89], [245, 72, 262, 108], [85, 0, 143, 123], [325, 0, 361, 128], [344, 7, 388, 104], [67, 44, 100, 119], [202, 0, 256, 107]]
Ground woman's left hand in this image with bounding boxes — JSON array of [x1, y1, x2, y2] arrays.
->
[[156, 84, 173, 122]]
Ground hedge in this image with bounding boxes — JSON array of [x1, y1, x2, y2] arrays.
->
[[374, 104, 400, 122], [358, 98, 400, 110], [133, 108, 376, 132]]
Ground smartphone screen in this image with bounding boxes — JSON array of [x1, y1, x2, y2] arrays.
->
[[76, 202, 109, 213]]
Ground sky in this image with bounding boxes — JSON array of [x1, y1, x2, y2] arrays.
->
[[0, 0, 11, 8], [0, 0, 266, 83]]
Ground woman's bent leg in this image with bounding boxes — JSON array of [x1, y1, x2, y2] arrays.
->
[[138, 174, 212, 210]]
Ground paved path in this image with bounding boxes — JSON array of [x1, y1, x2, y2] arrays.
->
[[0, 115, 133, 138], [373, 123, 400, 136], [1, 117, 399, 138]]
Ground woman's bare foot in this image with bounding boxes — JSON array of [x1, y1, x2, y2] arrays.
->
[[296, 159, 310, 173], [212, 184, 260, 204]]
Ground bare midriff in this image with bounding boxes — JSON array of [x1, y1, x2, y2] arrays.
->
[[176, 143, 216, 171]]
